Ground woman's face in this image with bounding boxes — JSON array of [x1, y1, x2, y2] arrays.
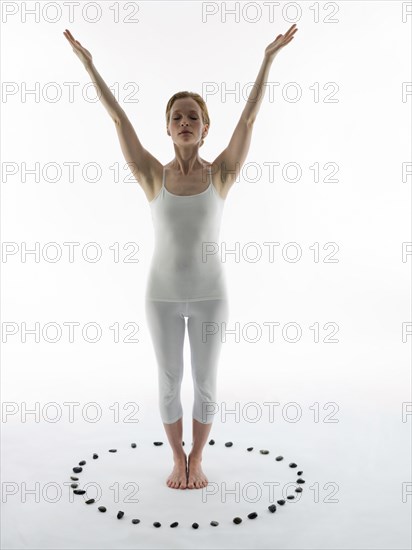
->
[[168, 98, 208, 146]]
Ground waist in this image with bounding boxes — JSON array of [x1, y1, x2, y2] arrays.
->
[[145, 259, 228, 301]]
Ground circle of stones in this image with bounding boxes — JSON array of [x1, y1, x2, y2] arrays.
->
[[69, 439, 306, 528]]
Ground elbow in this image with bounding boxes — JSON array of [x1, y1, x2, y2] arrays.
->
[[242, 115, 255, 127], [112, 109, 128, 126]]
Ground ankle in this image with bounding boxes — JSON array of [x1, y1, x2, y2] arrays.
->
[[188, 452, 202, 462], [173, 452, 187, 463]]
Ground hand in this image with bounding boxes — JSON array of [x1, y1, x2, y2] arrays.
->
[[63, 28, 93, 67], [264, 24, 298, 61]]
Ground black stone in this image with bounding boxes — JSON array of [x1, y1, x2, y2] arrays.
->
[[98, 506, 106, 512], [70, 476, 79, 481], [210, 520, 219, 526], [70, 483, 78, 489], [192, 522, 199, 529], [109, 449, 117, 453], [247, 447, 253, 451], [287, 495, 295, 500], [275, 456, 283, 461], [277, 500, 286, 505], [153, 442, 163, 446], [209, 439, 215, 445], [233, 517, 242, 524], [296, 478, 305, 484], [268, 504, 277, 513], [117, 511, 124, 519], [295, 487, 303, 493], [297, 470, 303, 475], [247, 512, 258, 519], [73, 467, 82, 473], [170, 522, 178, 528], [85, 499, 95, 504], [225, 442, 233, 447], [73, 489, 86, 495], [260, 449, 269, 455], [182, 441, 185, 446], [289, 462, 297, 468], [93, 454, 98, 459], [131, 443, 137, 448], [153, 522, 161, 527], [79, 460, 86, 466], [132, 519, 140, 524]]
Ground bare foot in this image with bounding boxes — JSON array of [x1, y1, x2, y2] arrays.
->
[[187, 455, 208, 489], [166, 455, 187, 489]]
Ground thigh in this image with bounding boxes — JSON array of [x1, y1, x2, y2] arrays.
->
[[145, 300, 187, 366], [186, 299, 229, 364]]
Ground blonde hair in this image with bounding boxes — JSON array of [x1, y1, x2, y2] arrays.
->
[[165, 91, 210, 148]]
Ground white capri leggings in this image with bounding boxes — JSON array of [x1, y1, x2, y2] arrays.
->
[[145, 298, 229, 424]]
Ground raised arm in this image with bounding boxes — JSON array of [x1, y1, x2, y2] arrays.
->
[[212, 24, 298, 200], [63, 29, 160, 200]]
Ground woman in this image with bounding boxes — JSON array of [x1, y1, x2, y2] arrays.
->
[[63, 23, 298, 491]]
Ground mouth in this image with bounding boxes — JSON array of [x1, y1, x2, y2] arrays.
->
[[180, 131, 192, 135]]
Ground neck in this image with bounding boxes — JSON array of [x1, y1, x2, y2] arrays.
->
[[170, 147, 205, 175]]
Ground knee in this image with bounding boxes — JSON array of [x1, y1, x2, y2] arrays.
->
[[158, 369, 183, 391], [193, 372, 216, 398], [159, 376, 183, 401]]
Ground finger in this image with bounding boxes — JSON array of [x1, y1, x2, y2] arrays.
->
[[284, 24, 297, 37], [282, 30, 296, 43], [63, 33, 76, 46], [63, 30, 75, 44], [65, 29, 79, 44]]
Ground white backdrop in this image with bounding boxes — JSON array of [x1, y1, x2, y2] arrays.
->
[[1, 1, 411, 549]]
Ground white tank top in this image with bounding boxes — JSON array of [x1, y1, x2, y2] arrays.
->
[[145, 165, 229, 302]]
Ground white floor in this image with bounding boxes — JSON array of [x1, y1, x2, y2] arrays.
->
[[2, 389, 411, 549]]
